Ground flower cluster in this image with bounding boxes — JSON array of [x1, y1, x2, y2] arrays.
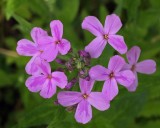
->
[[16, 14, 156, 124]]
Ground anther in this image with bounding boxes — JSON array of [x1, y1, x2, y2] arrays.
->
[[104, 34, 108, 39], [82, 94, 88, 99]]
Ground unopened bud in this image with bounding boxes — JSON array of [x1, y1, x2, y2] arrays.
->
[[65, 78, 77, 90], [65, 61, 74, 71], [54, 100, 59, 105], [78, 50, 90, 58], [55, 58, 66, 65], [66, 104, 77, 112]]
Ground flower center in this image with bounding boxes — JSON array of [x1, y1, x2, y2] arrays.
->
[[55, 40, 60, 44], [131, 64, 136, 71], [103, 34, 108, 40], [109, 72, 114, 78], [47, 74, 52, 79], [39, 50, 43, 53], [82, 94, 88, 99]]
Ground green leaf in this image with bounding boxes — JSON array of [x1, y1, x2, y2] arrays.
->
[[139, 99, 160, 117], [17, 103, 57, 127], [29, 0, 52, 20], [54, 0, 79, 23], [13, 14, 33, 34], [5, 0, 27, 19]]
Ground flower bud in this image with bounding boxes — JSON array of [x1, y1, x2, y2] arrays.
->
[[55, 58, 66, 65], [65, 78, 77, 90], [54, 100, 59, 105], [78, 50, 90, 58]]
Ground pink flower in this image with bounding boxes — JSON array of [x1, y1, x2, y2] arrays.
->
[[89, 55, 135, 101], [38, 20, 71, 62], [58, 79, 110, 124], [122, 46, 156, 92], [16, 27, 48, 75], [82, 14, 127, 58], [26, 61, 68, 98]]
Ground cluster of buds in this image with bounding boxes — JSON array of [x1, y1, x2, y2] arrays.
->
[[16, 14, 156, 124]]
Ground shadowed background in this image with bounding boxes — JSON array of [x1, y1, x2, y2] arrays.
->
[[0, 0, 160, 127]]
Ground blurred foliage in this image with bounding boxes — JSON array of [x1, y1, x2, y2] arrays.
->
[[0, 0, 160, 128]]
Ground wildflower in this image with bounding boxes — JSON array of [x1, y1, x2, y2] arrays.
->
[[25, 61, 67, 98], [58, 79, 110, 124], [38, 20, 71, 62], [82, 14, 127, 58], [89, 55, 135, 100], [122, 46, 156, 91], [16, 27, 48, 75]]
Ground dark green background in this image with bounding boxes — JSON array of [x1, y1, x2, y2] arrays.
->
[[0, 0, 160, 127]]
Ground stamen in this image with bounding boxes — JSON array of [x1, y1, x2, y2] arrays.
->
[[131, 65, 136, 71], [39, 50, 43, 53], [47, 75, 52, 79], [82, 94, 88, 99], [104, 34, 108, 40], [55, 40, 60, 44], [109, 72, 114, 78]]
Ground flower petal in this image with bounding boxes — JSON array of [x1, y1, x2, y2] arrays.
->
[[88, 92, 110, 111], [38, 36, 53, 45], [104, 14, 122, 34], [108, 35, 127, 54], [25, 56, 41, 75], [25, 75, 46, 92], [126, 46, 141, 64], [108, 55, 125, 72], [38, 61, 51, 75], [127, 72, 138, 92], [89, 65, 110, 81], [58, 39, 71, 55], [102, 78, 118, 101], [16, 39, 37, 56], [75, 100, 92, 124], [136, 60, 156, 74], [58, 91, 83, 107], [40, 80, 56, 98], [50, 20, 63, 40], [121, 63, 132, 71], [31, 27, 48, 44], [115, 70, 135, 87], [52, 71, 67, 89], [40, 43, 58, 62], [85, 36, 106, 58], [79, 78, 94, 94], [82, 16, 104, 36]]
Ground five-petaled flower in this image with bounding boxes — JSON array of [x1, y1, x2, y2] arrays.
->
[[58, 79, 110, 124], [89, 55, 135, 100], [38, 20, 71, 62], [82, 14, 127, 58], [16, 27, 48, 75], [26, 61, 68, 98], [122, 46, 156, 91]]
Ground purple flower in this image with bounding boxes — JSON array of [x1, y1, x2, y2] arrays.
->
[[16, 27, 48, 75], [89, 55, 135, 101], [25, 61, 68, 98], [58, 79, 110, 124], [122, 46, 156, 92], [82, 14, 127, 58], [38, 20, 71, 62]]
